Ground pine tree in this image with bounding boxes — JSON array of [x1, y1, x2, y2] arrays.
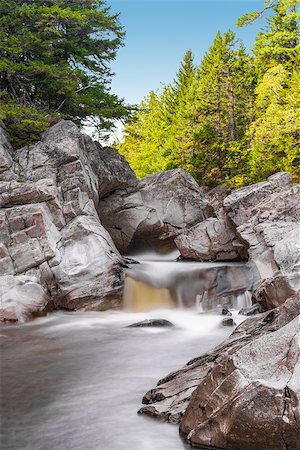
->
[[193, 31, 255, 185], [0, 0, 130, 147], [238, 0, 300, 182]]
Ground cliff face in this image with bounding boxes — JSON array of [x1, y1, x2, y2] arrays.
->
[[0, 120, 137, 321]]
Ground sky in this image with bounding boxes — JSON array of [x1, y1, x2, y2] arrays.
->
[[100, 0, 266, 141]]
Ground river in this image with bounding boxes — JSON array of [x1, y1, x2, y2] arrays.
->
[[0, 254, 253, 450]]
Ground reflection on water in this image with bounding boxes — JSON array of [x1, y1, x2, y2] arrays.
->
[[0, 308, 245, 450]]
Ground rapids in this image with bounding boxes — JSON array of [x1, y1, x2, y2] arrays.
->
[[1, 252, 255, 450]]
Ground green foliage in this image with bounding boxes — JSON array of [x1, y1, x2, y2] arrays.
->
[[0, 0, 130, 147], [119, 0, 300, 187]]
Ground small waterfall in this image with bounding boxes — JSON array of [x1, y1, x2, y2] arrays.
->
[[123, 252, 257, 312], [236, 290, 252, 310], [123, 276, 175, 311]]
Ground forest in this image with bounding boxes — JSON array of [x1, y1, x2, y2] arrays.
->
[[118, 0, 300, 187]]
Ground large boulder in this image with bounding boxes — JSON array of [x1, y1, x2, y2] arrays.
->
[[98, 169, 214, 252], [180, 296, 300, 449], [0, 275, 52, 322], [0, 120, 135, 321], [140, 294, 300, 450], [175, 216, 243, 261]]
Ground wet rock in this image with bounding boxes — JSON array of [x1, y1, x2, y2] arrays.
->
[[252, 273, 298, 310], [180, 297, 300, 450], [239, 303, 263, 316], [221, 317, 236, 327], [139, 293, 300, 446], [127, 319, 174, 328], [221, 306, 232, 316], [98, 169, 214, 252]]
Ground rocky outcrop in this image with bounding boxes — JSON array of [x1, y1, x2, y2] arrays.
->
[[180, 295, 300, 449], [175, 216, 242, 261], [176, 172, 300, 310], [140, 294, 300, 449], [98, 169, 214, 252], [0, 120, 136, 321]]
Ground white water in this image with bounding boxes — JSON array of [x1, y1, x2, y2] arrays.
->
[[1, 252, 253, 450]]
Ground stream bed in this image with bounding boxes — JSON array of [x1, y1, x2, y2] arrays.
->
[[0, 308, 247, 450], [1, 256, 253, 450]]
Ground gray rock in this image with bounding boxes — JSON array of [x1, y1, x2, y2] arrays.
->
[[51, 216, 123, 311], [221, 317, 236, 326], [127, 319, 174, 328], [175, 216, 242, 261], [239, 303, 263, 316], [0, 275, 52, 322], [139, 293, 300, 447], [0, 123, 13, 174], [223, 180, 274, 227], [98, 169, 214, 252], [268, 171, 292, 188], [180, 296, 300, 449], [0, 120, 132, 321]]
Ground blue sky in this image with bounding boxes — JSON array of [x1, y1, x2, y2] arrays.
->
[[107, 0, 266, 106]]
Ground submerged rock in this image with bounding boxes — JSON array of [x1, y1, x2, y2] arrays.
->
[[221, 317, 236, 327], [127, 319, 174, 328]]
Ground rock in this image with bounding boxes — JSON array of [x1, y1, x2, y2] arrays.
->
[[268, 171, 292, 188], [0, 120, 133, 321], [139, 294, 300, 443], [98, 169, 214, 252], [0, 123, 13, 174], [175, 216, 243, 261], [221, 317, 236, 326], [239, 303, 263, 316], [252, 274, 298, 310], [180, 296, 300, 450], [221, 306, 232, 316], [0, 275, 52, 322], [127, 319, 174, 328], [223, 180, 274, 227], [51, 216, 123, 311]]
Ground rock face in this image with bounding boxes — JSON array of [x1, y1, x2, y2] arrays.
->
[[176, 172, 300, 311], [98, 169, 214, 252], [140, 294, 300, 449], [180, 296, 300, 450], [0, 120, 136, 321]]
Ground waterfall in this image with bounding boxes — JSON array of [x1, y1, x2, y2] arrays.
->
[[236, 290, 252, 310], [123, 252, 257, 312]]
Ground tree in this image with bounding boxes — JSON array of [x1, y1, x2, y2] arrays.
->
[[238, 0, 300, 183], [193, 31, 255, 185], [0, 0, 130, 147], [238, 0, 300, 74]]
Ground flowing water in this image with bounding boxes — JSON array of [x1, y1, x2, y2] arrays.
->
[[0, 252, 255, 450]]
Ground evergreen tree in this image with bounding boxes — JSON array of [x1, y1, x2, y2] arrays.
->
[[0, 0, 130, 147], [193, 31, 255, 185], [247, 63, 300, 181], [238, 0, 300, 182], [238, 0, 299, 73]]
